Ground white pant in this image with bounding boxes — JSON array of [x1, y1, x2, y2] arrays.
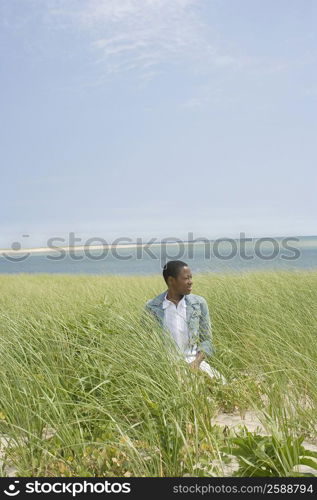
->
[[185, 355, 227, 384]]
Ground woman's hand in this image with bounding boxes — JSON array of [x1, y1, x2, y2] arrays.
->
[[189, 351, 205, 371]]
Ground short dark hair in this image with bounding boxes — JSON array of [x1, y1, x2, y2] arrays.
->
[[162, 260, 188, 285]]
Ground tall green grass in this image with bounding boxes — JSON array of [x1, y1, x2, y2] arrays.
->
[[0, 271, 316, 476]]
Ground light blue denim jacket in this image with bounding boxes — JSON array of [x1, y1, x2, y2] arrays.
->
[[141, 290, 214, 357]]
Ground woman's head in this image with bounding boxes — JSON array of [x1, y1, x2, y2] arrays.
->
[[162, 260, 193, 294]]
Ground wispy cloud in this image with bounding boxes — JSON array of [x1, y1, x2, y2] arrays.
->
[[7, 0, 246, 82], [50, 0, 209, 76], [3, 0, 305, 95]]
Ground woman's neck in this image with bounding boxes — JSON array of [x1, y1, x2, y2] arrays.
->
[[166, 290, 183, 304]]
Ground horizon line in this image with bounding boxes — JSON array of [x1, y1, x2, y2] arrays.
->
[[0, 234, 316, 256]]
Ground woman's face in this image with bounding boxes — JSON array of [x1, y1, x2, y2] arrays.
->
[[172, 265, 193, 294]]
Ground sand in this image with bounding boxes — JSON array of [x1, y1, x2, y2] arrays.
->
[[1, 237, 314, 256], [0, 241, 186, 256]]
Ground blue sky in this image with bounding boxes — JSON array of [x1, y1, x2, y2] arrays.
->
[[1, 0, 316, 249]]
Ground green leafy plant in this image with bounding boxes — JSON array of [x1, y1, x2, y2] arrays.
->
[[221, 428, 317, 477]]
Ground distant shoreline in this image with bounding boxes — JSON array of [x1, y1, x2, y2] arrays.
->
[[0, 235, 316, 255], [0, 241, 185, 255]]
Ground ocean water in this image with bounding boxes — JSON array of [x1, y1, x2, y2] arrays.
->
[[0, 237, 316, 275]]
